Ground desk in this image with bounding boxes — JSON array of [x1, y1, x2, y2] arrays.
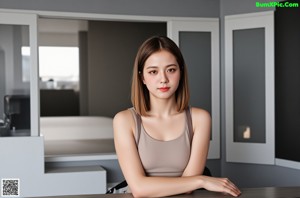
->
[[44, 186, 300, 197]]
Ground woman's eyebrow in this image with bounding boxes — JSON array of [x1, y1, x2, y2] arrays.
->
[[166, 64, 178, 67], [145, 64, 178, 70], [145, 66, 158, 70]]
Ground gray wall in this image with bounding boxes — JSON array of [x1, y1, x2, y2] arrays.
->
[[87, 21, 166, 118], [0, 0, 219, 17]]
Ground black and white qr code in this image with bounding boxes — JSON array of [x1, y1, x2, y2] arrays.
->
[[1, 179, 20, 197]]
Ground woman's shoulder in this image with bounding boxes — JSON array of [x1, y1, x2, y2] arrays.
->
[[114, 108, 134, 123], [113, 109, 137, 144], [189, 106, 211, 123], [189, 107, 211, 136], [113, 108, 136, 131]]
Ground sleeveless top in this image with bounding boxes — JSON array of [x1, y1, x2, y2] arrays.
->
[[129, 107, 194, 177]]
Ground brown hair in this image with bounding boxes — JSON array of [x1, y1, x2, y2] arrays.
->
[[131, 36, 190, 116]]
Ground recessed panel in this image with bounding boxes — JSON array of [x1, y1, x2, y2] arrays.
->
[[233, 28, 265, 143], [179, 32, 212, 114]]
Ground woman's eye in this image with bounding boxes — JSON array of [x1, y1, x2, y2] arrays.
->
[[168, 68, 176, 73], [149, 70, 157, 75]]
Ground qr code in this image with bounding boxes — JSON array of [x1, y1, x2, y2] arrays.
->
[[1, 179, 20, 197]]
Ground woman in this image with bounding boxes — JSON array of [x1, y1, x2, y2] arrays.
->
[[113, 36, 241, 197]]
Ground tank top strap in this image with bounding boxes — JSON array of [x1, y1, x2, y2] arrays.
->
[[129, 107, 141, 145], [185, 106, 193, 143]]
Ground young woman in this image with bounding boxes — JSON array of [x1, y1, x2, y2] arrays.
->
[[113, 36, 241, 197]]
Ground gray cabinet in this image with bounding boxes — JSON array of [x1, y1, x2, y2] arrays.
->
[[225, 11, 275, 164]]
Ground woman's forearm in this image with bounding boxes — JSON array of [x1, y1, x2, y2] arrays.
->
[[129, 175, 241, 197], [129, 175, 203, 198]]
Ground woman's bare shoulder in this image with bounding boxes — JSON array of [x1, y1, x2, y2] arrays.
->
[[190, 107, 211, 124], [113, 109, 135, 133], [188, 107, 211, 138], [114, 108, 133, 120], [190, 107, 210, 116]]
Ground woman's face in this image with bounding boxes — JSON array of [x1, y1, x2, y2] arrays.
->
[[142, 50, 181, 100]]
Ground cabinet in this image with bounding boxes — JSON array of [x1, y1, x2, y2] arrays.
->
[[225, 11, 275, 164]]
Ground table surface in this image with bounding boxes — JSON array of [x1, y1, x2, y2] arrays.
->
[[43, 186, 300, 198]]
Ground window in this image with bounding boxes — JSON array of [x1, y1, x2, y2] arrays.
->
[[21, 46, 30, 82], [23, 46, 79, 89], [39, 46, 79, 90]]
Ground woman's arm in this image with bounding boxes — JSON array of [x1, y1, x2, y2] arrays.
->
[[181, 107, 241, 196], [182, 107, 211, 177], [114, 109, 240, 197]]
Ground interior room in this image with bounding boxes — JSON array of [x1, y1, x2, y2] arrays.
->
[[0, 0, 300, 197]]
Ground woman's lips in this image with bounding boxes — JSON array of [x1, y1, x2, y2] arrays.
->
[[158, 87, 170, 92]]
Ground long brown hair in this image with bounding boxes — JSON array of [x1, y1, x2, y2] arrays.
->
[[131, 36, 190, 116]]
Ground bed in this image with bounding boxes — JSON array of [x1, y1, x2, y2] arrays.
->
[[40, 116, 116, 162]]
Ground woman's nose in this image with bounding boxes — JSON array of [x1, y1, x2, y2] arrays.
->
[[160, 71, 168, 83]]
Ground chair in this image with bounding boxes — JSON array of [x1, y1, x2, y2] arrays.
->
[[203, 166, 212, 177]]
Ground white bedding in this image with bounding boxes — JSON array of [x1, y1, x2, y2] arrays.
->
[[40, 116, 114, 140]]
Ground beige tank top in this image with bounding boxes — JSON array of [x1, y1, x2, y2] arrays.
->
[[130, 107, 193, 177]]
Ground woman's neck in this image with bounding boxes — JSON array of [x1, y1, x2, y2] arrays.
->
[[148, 97, 178, 118]]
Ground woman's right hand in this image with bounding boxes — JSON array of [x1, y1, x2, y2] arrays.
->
[[200, 176, 241, 197]]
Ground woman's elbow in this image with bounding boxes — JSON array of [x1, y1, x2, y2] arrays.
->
[[130, 184, 152, 198], [131, 187, 146, 198], [131, 191, 143, 198]]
